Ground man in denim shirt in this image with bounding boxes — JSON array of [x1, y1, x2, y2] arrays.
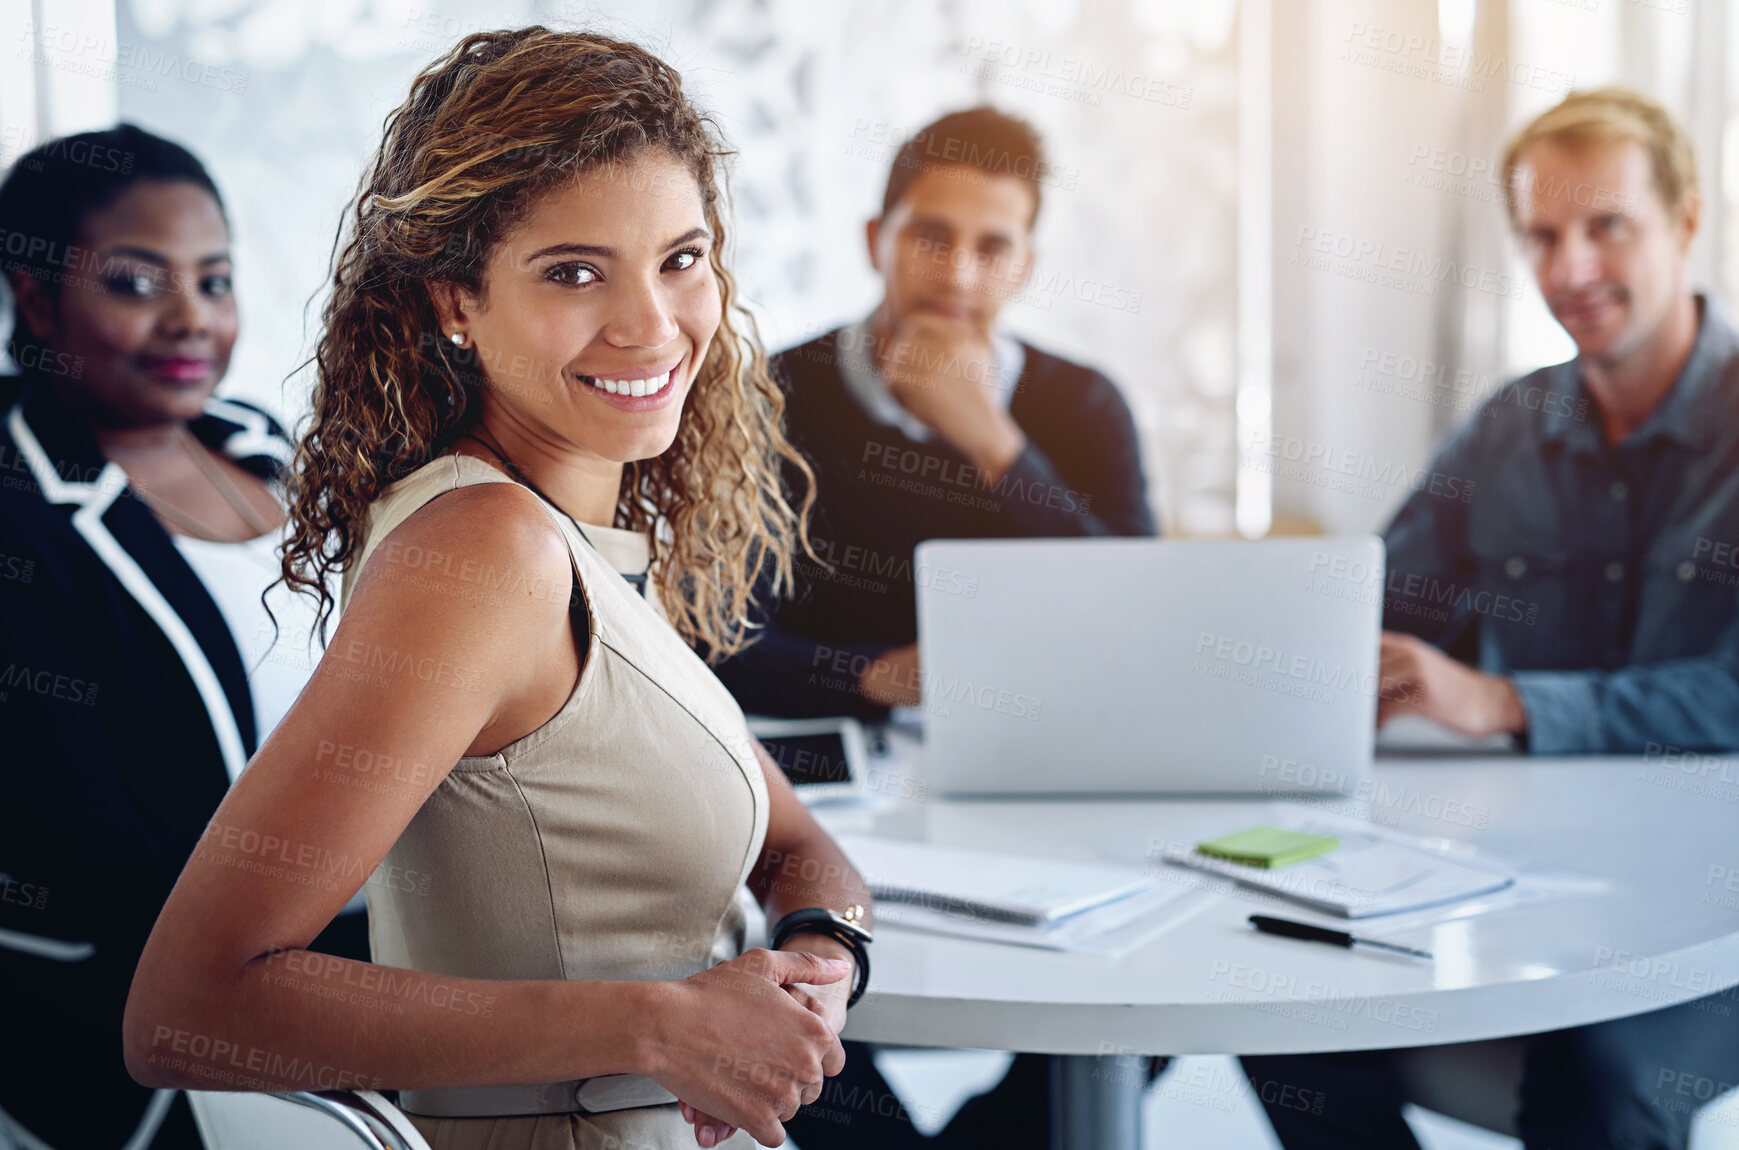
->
[[1245, 88, 1739, 1150], [1373, 99, 1739, 757]]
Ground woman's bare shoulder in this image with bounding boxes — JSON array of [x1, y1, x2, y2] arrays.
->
[[350, 477, 575, 617]]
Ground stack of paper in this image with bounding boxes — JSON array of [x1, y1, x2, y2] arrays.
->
[[1161, 827, 1514, 919], [837, 835, 1201, 954]]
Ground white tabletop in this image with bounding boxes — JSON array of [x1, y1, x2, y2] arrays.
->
[[821, 728, 1739, 1055]]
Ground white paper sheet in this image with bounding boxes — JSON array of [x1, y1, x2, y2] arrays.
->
[[871, 883, 1214, 957], [1161, 828, 1514, 919], [838, 834, 1160, 926]]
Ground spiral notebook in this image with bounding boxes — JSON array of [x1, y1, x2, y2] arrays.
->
[[836, 834, 1157, 927]]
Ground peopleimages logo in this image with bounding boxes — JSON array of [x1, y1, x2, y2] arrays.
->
[[1259, 755, 1493, 828], [22, 22, 251, 93], [802, 536, 980, 599], [1339, 22, 1575, 95], [1245, 430, 1476, 504], [845, 117, 1081, 191], [1208, 959, 1440, 1034], [1292, 226, 1527, 300], [958, 36, 1194, 110], [1192, 631, 1382, 699], [1307, 550, 1539, 627], [807, 645, 1043, 720]]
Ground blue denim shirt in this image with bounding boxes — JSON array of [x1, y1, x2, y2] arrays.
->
[[1383, 294, 1739, 753]]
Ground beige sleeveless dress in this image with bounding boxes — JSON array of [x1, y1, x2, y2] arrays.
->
[[339, 454, 768, 1150]]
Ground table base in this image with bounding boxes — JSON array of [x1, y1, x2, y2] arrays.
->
[[1050, 1054, 1145, 1149]]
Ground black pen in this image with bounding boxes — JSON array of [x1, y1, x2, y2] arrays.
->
[[1248, 914, 1434, 960]]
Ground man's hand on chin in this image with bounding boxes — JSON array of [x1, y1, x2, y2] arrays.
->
[[1377, 631, 1528, 739], [880, 312, 1026, 483]]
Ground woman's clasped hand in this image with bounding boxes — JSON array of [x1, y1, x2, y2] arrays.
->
[[659, 948, 852, 1147]]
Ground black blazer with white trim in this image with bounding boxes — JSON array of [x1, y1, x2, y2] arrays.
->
[[0, 370, 292, 1148]]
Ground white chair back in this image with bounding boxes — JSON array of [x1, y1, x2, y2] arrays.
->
[[186, 1090, 431, 1150]]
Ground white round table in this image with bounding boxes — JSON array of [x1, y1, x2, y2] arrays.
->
[[819, 731, 1739, 1147]]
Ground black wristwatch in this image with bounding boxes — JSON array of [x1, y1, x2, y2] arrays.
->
[[770, 904, 872, 1007]]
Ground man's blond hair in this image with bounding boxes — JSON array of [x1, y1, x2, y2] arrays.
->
[[1502, 86, 1698, 224]]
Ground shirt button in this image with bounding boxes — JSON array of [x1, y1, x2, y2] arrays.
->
[[1610, 481, 1629, 501], [1678, 561, 1698, 582], [1504, 557, 1527, 579], [1605, 561, 1625, 582]]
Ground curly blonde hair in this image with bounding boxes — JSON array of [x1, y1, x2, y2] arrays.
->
[[282, 26, 814, 660]]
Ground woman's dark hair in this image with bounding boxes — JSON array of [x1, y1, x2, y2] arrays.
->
[[0, 122, 226, 366], [880, 106, 1048, 227]]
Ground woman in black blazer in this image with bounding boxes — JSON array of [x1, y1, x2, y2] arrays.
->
[[0, 124, 353, 1150]]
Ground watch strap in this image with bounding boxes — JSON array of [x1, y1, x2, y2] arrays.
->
[[770, 908, 871, 1007]]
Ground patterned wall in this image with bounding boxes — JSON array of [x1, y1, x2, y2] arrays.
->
[[112, 0, 1242, 533]]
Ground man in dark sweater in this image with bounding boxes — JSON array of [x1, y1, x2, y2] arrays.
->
[[723, 108, 1160, 1150], [718, 106, 1156, 722]]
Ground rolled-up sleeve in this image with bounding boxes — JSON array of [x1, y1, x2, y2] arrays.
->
[[1513, 626, 1739, 753]]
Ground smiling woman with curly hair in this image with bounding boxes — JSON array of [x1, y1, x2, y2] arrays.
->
[[288, 28, 808, 656], [124, 27, 874, 1150]]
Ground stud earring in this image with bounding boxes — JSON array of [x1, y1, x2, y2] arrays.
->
[[448, 331, 467, 347]]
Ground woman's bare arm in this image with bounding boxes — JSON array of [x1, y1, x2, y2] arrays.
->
[[679, 743, 876, 1146], [123, 484, 846, 1144], [751, 742, 876, 1006], [123, 483, 648, 1091], [749, 742, 875, 935]]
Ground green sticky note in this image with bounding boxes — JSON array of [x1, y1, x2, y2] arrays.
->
[[1196, 827, 1340, 869]]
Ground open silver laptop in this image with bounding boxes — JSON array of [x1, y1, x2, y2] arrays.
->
[[914, 537, 1383, 796]]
